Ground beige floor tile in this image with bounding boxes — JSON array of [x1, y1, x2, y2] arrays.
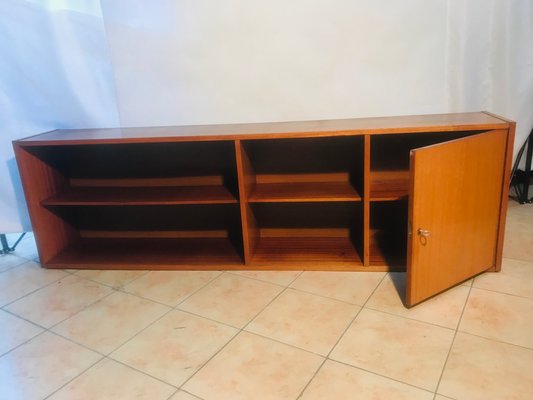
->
[[53, 291, 169, 354], [124, 270, 221, 306], [505, 202, 533, 233], [11, 237, 39, 260], [76, 269, 148, 288], [0, 261, 67, 306], [461, 278, 473, 287], [503, 229, 533, 262], [459, 288, 533, 348], [48, 358, 175, 400], [0, 254, 26, 273], [183, 331, 323, 400], [5, 275, 112, 328], [229, 270, 302, 286], [330, 308, 454, 391], [439, 332, 533, 400], [366, 273, 470, 328], [0, 310, 43, 355], [169, 391, 202, 400], [0, 332, 101, 400], [474, 258, 533, 299], [247, 289, 359, 355], [179, 274, 283, 328], [434, 396, 455, 400], [300, 359, 433, 400], [290, 271, 385, 305], [111, 309, 237, 386]]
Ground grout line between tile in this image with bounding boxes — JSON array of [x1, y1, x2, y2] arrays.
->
[[107, 356, 180, 389], [501, 256, 533, 263], [104, 272, 225, 360], [73, 268, 152, 290], [177, 274, 298, 394], [296, 271, 388, 399], [330, 358, 436, 395], [0, 270, 71, 309], [42, 355, 106, 400], [0, 256, 29, 274], [432, 280, 474, 399], [287, 285, 365, 307], [454, 330, 533, 352], [226, 269, 303, 287], [469, 284, 533, 301], [0, 328, 47, 358], [362, 305, 457, 331]]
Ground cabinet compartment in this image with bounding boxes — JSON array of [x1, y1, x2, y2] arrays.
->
[[45, 204, 243, 269], [369, 131, 483, 201], [27, 141, 238, 205], [369, 201, 408, 268], [248, 202, 363, 269], [240, 136, 364, 202]]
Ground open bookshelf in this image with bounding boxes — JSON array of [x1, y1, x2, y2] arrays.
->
[[13, 113, 512, 278]]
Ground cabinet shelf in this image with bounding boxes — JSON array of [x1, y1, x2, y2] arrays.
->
[[369, 170, 409, 201], [42, 185, 238, 206], [250, 237, 362, 269], [248, 181, 362, 203], [47, 237, 243, 269]]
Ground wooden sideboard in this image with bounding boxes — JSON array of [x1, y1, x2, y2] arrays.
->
[[13, 112, 515, 305]]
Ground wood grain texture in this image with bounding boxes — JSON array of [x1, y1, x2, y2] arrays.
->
[[492, 121, 515, 272], [406, 130, 507, 306], [12, 144, 78, 264], [248, 182, 361, 202], [47, 237, 243, 269], [42, 185, 238, 206], [17, 112, 507, 145], [234, 140, 257, 263], [12, 112, 512, 283], [250, 237, 362, 269], [369, 170, 409, 201]]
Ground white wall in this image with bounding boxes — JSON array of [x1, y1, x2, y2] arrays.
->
[[0, 0, 120, 232], [1, 0, 532, 232], [101, 0, 449, 125]]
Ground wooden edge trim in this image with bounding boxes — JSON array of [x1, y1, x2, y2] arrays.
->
[[491, 123, 516, 271]]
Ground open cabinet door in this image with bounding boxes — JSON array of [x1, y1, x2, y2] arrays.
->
[[406, 130, 508, 306]]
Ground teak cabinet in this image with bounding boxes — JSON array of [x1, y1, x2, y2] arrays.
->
[[14, 112, 515, 305]]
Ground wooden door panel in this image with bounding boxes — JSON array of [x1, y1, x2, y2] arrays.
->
[[406, 130, 507, 306]]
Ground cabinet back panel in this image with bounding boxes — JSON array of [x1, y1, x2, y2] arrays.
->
[[47, 204, 241, 232], [26, 141, 237, 184], [243, 136, 364, 193], [371, 131, 485, 171]]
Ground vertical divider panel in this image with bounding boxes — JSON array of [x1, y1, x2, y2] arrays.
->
[[234, 140, 258, 264], [363, 134, 371, 267]]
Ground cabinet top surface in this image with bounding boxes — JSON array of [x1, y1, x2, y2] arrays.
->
[[16, 112, 510, 146]]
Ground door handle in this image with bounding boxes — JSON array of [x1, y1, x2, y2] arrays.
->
[[417, 228, 431, 237]]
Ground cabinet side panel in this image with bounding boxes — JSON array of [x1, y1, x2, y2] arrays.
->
[[13, 144, 77, 265], [491, 123, 515, 271]]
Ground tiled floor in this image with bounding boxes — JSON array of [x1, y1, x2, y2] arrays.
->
[[0, 201, 532, 399]]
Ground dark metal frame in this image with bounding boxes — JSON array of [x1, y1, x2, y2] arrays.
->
[[511, 127, 533, 204], [0, 233, 27, 255]]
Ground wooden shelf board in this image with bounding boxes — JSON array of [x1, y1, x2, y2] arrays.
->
[[46, 237, 243, 269], [250, 237, 362, 269], [42, 185, 238, 206], [248, 182, 362, 203], [370, 170, 409, 201]]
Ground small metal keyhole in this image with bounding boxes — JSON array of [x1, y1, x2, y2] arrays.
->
[[417, 228, 431, 237]]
